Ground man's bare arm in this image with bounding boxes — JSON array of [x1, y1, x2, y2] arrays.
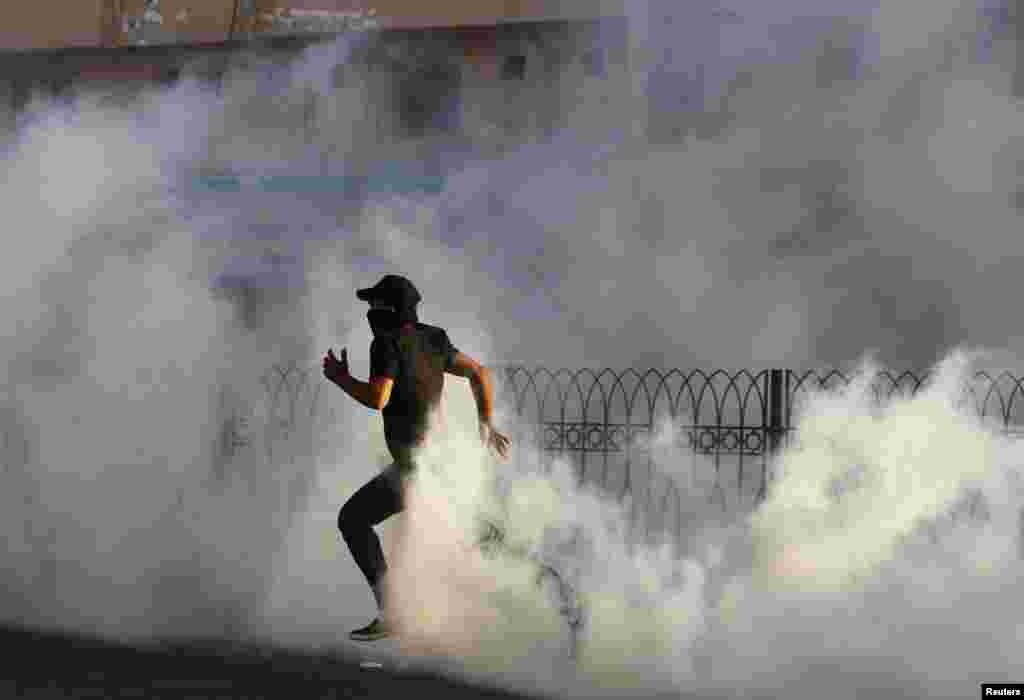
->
[[323, 348, 393, 410], [448, 352, 493, 421], [336, 374, 393, 411], [448, 352, 511, 459]]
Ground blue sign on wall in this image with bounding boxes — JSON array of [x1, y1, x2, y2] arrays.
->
[[188, 171, 446, 196]]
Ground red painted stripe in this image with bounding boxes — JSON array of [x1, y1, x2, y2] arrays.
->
[[76, 63, 169, 81]]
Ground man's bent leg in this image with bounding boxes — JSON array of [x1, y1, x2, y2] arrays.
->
[[337, 466, 404, 601]]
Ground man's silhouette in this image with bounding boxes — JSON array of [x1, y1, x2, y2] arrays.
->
[[323, 275, 511, 641]]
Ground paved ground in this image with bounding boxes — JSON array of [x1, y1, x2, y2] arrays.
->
[[0, 623, 552, 700]]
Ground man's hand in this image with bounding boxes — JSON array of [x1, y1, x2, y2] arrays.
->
[[322, 348, 349, 384], [479, 421, 512, 460]]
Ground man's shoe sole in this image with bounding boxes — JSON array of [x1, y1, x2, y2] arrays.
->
[[350, 631, 391, 642]]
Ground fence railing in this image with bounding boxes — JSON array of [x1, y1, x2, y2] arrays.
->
[[207, 362, 1024, 519], [492, 366, 1024, 545], [7, 363, 1023, 552]]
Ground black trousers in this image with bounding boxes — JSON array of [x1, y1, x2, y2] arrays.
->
[[337, 461, 409, 588]]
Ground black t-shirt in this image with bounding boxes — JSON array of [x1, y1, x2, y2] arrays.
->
[[370, 322, 459, 451]]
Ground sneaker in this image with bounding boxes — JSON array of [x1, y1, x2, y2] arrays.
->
[[349, 618, 391, 642]]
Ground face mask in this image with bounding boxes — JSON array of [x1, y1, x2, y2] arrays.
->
[[367, 308, 398, 336]]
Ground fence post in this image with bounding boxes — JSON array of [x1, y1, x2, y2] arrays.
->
[[766, 369, 786, 455]]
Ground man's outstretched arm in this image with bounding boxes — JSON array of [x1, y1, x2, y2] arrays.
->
[[447, 352, 511, 458]]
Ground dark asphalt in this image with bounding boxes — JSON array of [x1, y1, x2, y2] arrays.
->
[[0, 622, 553, 700]]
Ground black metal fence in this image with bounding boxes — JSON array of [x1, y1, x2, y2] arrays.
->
[[11, 362, 1012, 549], [492, 366, 1024, 543], [214, 360, 1024, 478], [493, 368, 782, 529]]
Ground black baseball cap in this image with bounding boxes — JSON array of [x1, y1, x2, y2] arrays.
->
[[357, 274, 422, 309]]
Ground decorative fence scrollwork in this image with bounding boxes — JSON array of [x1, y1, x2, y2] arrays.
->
[[201, 362, 1024, 552], [209, 361, 335, 531], [494, 366, 1024, 552], [785, 369, 1024, 438], [259, 362, 327, 464], [493, 367, 783, 543]]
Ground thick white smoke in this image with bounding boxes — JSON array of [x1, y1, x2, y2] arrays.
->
[[381, 348, 1024, 700]]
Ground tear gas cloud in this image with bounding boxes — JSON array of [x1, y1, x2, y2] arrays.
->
[[0, 0, 1022, 698], [390, 349, 1024, 700]]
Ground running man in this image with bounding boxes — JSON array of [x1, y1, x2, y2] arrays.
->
[[322, 274, 511, 642]]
